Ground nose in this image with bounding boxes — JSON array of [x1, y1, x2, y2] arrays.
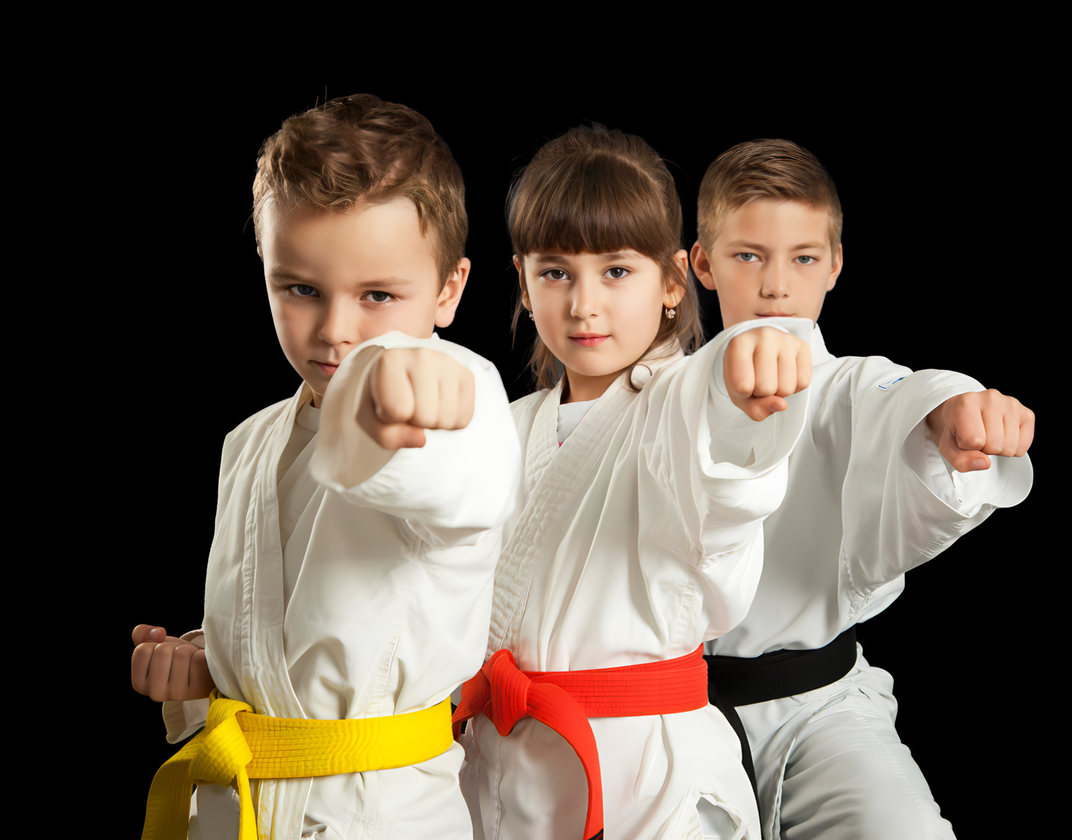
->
[[570, 276, 601, 320], [761, 261, 790, 299], [317, 299, 357, 348]]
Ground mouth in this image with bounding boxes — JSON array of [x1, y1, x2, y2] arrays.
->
[[568, 334, 609, 347], [314, 361, 340, 375], [757, 312, 793, 318]]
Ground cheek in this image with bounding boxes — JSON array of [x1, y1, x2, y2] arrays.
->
[[391, 297, 437, 330], [268, 301, 289, 339], [717, 278, 752, 315], [629, 288, 666, 333], [528, 292, 560, 329], [274, 304, 315, 349]]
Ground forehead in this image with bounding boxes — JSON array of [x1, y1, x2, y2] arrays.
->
[[262, 197, 441, 291], [718, 199, 833, 250]]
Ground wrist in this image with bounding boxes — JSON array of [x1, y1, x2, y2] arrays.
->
[[925, 397, 952, 443]]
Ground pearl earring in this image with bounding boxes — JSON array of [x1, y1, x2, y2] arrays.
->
[[528, 310, 535, 321], [665, 307, 676, 319]]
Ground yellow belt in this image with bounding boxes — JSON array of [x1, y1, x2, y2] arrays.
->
[[142, 690, 454, 840]]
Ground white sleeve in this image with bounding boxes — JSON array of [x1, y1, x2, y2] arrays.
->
[[311, 332, 522, 548], [637, 317, 811, 566], [828, 358, 1033, 603]]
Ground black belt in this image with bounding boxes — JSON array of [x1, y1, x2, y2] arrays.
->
[[705, 627, 858, 803]]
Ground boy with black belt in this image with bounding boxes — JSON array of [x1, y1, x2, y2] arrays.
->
[[691, 139, 1034, 839]]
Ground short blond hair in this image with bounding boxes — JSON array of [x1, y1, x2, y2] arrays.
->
[[252, 93, 466, 285], [697, 139, 842, 256], [509, 125, 702, 391]]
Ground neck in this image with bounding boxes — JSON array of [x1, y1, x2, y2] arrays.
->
[[562, 368, 623, 403]]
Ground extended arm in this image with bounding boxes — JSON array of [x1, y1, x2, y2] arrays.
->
[[312, 333, 521, 547], [827, 361, 1034, 606], [637, 318, 813, 634]]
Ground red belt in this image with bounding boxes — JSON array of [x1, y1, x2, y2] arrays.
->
[[452, 645, 708, 840]]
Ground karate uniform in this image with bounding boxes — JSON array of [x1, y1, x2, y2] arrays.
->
[[461, 319, 812, 840], [163, 333, 522, 840], [706, 325, 1033, 840]]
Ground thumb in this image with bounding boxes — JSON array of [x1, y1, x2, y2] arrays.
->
[[132, 624, 167, 645], [732, 394, 788, 422], [940, 429, 992, 472], [955, 451, 992, 472], [373, 424, 428, 451]]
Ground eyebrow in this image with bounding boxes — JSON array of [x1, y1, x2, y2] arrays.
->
[[723, 240, 827, 252], [268, 270, 419, 288]]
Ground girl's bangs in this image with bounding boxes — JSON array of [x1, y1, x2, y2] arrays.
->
[[511, 156, 675, 259]]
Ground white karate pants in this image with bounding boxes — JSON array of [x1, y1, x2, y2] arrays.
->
[[738, 648, 956, 840]]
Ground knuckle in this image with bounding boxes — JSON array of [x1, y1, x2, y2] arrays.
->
[[378, 349, 401, 375], [411, 408, 437, 429], [378, 400, 406, 424]]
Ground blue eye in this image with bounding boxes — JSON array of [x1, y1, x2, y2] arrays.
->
[[737, 253, 758, 263], [796, 255, 817, 265]]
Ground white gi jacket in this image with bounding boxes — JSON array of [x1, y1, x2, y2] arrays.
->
[[461, 319, 812, 840], [166, 333, 521, 840], [707, 325, 1033, 839]]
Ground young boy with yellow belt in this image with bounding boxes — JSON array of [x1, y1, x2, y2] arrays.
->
[[131, 94, 521, 840]]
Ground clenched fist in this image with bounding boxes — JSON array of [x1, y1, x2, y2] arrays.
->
[[131, 625, 215, 702], [926, 388, 1034, 472], [724, 327, 812, 421], [358, 348, 476, 450]]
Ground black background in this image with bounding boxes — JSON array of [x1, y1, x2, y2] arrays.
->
[[104, 63, 1055, 838]]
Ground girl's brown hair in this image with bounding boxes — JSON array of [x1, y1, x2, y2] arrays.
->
[[508, 125, 703, 391]]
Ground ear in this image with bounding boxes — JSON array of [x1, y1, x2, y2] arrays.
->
[[514, 255, 531, 311], [664, 249, 688, 308], [827, 243, 843, 291], [434, 257, 470, 329], [690, 242, 716, 291]]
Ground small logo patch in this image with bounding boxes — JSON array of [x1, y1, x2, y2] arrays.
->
[[877, 376, 906, 391]]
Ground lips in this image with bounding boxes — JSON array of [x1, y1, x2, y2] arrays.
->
[[757, 312, 793, 318], [314, 362, 340, 375], [569, 334, 609, 347]]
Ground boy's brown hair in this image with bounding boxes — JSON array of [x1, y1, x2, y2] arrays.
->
[[253, 93, 467, 285], [697, 139, 843, 256], [508, 125, 703, 391]]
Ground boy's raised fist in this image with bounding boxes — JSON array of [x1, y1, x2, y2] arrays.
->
[[725, 327, 812, 421], [359, 348, 476, 450], [926, 388, 1034, 472]]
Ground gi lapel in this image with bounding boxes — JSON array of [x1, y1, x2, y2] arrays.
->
[[489, 374, 638, 658], [243, 384, 316, 836]]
